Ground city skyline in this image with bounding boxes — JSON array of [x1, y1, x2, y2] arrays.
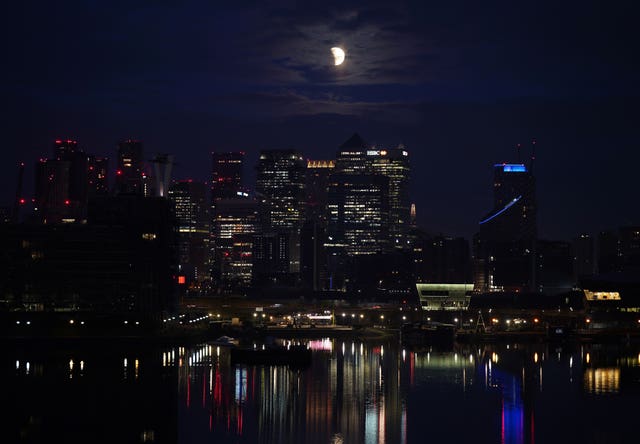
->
[[3, 1, 639, 241]]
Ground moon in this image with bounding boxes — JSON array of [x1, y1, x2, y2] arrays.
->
[[331, 47, 345, 66]]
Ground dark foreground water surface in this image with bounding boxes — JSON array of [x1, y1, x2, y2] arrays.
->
[[3, 337, 639, 443]]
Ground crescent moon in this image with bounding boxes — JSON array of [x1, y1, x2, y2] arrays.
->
[[331, 47, 345, 66]]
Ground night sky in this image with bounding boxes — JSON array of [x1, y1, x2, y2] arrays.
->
[[3, 0, 638, 241]]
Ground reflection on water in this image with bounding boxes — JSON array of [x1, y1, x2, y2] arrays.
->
[[584, 368, 620, 394], [3, 339, 640, 443]]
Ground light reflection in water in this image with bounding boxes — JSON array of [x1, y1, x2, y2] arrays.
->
[[584, 368, 620, 394], [5, 341, 640, 443]]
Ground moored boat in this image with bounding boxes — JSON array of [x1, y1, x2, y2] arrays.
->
[[211, 335, 239, 346], [401, 321, 456, 346], [230, 344, 312, 366]]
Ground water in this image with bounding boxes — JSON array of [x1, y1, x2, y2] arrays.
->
[[3, 338, 639, 443]]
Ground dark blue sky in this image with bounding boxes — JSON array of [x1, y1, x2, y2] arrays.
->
[[2, 0, 638, 240]]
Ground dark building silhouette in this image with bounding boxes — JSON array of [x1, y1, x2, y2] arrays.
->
[[594, 226, 640, 275], [34, 157, 71, 224], [53, 139, 89, 213], [0, 206, 9, 224], [301, 160, 335, 291], [0, 195, 177, 318], [596, 230, 619, 274], [87, 155, 109, 196], [619, 226, 640, 272], [537, 240, 574, 295], [211, 152, 244, 203], [474, 163, 537, 292], [573, 233, 595, 280], [33, 139, 91, 224], [413, 233, 472, 284], [115, 139, 144, 195]]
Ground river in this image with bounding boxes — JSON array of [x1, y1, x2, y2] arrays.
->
[[3, 337, 639, 443]]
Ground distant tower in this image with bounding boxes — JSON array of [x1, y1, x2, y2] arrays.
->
[[87, 155, 109, 196], [151, 154, 174, 197], [475, 162, 537, 292], [335, 133, 369, 174], [302, 159, 335, 291], [210, 151, 246, 290], [256, 149, 306, 231], [369, 145, 411, 250], [334, 134, 410, 250], [115, 139, 144, 195], [254, 149, 306, 285], [168, 180, 210, 289], [213, 196, 259, 291], [211, 151, 244, 204], [572, 233, 595, 279], [34, 157, 70, 224], [34, 139, 90, 223]]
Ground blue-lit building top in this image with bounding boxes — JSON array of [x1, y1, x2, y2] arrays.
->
[[494, 163, 527, 173], [474, 160, 537, 292]]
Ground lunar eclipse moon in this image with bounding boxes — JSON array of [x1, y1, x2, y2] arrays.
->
[[331, 47, 345, 66]]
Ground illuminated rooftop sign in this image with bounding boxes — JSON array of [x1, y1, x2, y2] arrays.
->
[[495, 163, 527, 173]]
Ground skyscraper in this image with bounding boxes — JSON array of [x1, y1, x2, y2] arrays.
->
[[115, 139, 144, 195], [327, 174, 390, 256], [573, 233, 595, 279], [213, 197, 259, 291], [34, 157, 70, 224], [334, 134, 411, 251], [256, 150, 306, 231], [335, 133, 369, 174], [211, 152, 244, 204], [368, 146, 411, 250], [325, 133, 415, 292], [474, 162, 537, 292], [150, 154, 174, 198], [87, 155, 109, 196], [254, 150, 306, 285], [210, 151, 246, 291], [168, 180, 210, 292], [34, 139, 90, 224], [326, 174, 390, 290], [302, 160, 335, 290]]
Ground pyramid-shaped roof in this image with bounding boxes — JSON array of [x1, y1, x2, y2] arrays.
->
[[339, 133, 368, 150]]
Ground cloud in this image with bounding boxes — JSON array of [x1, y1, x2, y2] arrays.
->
[[257, 3, 441, 86], [214, 89, 425, 124]]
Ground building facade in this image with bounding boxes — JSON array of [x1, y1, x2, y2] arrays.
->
[[254, 150, 306, 285], [115, 139, 144, 195], [474, 163, 537, 292], [168, 180, 210, 293]]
